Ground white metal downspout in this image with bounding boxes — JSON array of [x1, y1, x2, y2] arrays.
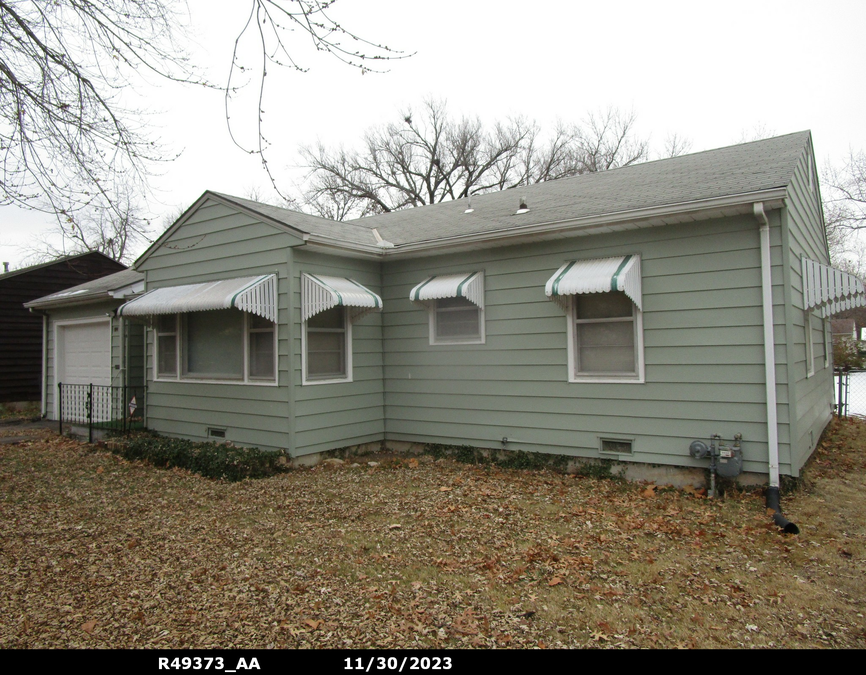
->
[[754, 202, 780, 488], [755, 203, 798, 534]]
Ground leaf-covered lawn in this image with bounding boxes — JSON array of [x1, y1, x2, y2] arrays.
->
[[1, 421, 864, 649]]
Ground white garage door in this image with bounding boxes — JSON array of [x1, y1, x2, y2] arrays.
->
[[57, 320, 111, 386]]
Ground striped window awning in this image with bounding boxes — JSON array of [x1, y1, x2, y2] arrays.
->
[[545, 255, 641, 310], [802, 258, 866, 317], [302, 273, 382, 322], [118, 275, 277, 322], [409, 272, 484, 309]]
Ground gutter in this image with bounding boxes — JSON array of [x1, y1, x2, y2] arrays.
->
[[754, 202, 799, 534]]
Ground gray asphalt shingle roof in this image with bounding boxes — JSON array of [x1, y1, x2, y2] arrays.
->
[[345, 131, 809, 246], [216, 131, 809, 250], [209, 193, 378, 246], [25, 268, 144, 307]]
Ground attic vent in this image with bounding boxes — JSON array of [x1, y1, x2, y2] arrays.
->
[[516, 197, 529, 215], [600, 437, 633, 455]]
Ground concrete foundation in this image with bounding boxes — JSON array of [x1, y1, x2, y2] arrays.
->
[[285, 439, 770, 490]]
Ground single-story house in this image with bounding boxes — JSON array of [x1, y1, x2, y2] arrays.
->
[[29, 132, 866, 506], [24, 268, 145, 420], [0, 251, 126, 404]]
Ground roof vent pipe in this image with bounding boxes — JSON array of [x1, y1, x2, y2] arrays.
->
[[755, 201, 799, 535], [516, 197, 529, 215], [3, 262, 8, 273]]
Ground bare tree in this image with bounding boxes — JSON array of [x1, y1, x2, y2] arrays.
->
[[821, 149, 866, 274], [824, 150, 866, 232], [571, 108, 649, 173], [23, 182, 152, 264], [1, 0, 406, 219], [736, 123, 777, 143], [299, 101, 651, 220], [660, 132, 693, 158]]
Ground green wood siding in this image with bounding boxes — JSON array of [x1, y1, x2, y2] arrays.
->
[[127, 179, 825, 477], [783, 139, 834, 475], [291, 249, 385, 455], [382, 214, 790, 476], [138, 198, 295, 452]]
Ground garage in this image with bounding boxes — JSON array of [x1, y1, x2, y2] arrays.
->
[[54, 319, 111, 421], [56, 320, 111, 386]]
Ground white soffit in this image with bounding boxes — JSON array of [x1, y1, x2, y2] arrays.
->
[[302, 273, 382, 322], [409, 272, 484, 309], [802, 258, 866, 317], [118, 275, 277, 322], [545, 255, 641, 310]]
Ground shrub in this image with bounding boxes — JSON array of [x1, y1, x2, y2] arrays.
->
[[108, 433, 283, 481], [834, 336, 865, 370]]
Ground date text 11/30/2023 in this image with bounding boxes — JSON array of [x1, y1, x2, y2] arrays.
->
[[344, 657, 453, 671]]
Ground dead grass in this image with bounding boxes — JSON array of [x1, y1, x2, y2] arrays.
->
[[0, 421, 864, 649]]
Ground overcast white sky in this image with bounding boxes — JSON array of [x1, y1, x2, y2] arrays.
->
[[2, 0, 865, 269]]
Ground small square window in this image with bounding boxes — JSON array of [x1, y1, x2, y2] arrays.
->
[[410, 272, 485, 346], [432, 297, 483, 344]]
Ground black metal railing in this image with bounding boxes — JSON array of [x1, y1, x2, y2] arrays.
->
[[58, 383, 146, 441]]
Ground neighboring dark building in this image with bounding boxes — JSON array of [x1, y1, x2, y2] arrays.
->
[[0, 252, 126, 403], [830, 318, 857, 342]]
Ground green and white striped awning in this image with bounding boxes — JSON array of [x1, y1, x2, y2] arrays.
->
[[409, 272, 484, 309], [802, 257, 866, 317], [545, 255, 641, 310], [302, 273, 382, 321], [118, 275, 277, 322]]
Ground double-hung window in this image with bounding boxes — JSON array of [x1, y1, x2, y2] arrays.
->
[[570, 291, 641, 379], [545, 255, 644, 383], [156, 315, 178, 378], [305, 306, 349, 382], [300, 273, 382, 385]]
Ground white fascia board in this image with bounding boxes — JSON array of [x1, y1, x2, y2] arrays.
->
[[109, 280, 145, 298], [25, 291, 114, 310]]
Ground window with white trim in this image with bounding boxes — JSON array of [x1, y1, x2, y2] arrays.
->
[[409, 271, 485, 345], [155, 309, 276, 383], [300, 273, 381, 385], [805, 310, 827, 377], [823, 319, 830, 370], [432, 297, 484, 344], [156, 315, 178, 378], [304, 306, 350, 382], [568, 291, 643, 381]]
